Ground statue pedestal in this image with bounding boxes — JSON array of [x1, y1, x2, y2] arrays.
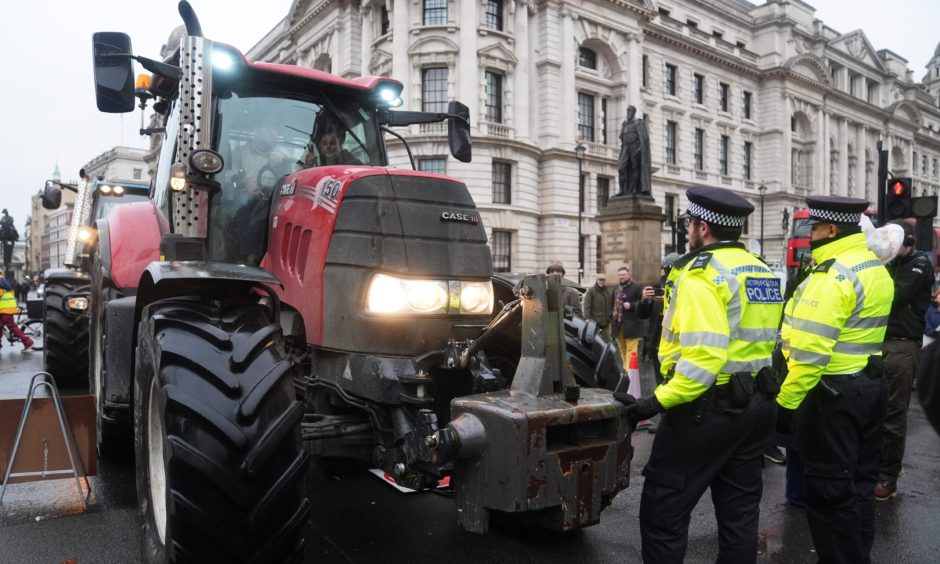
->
[[597, 196, 663, 285]]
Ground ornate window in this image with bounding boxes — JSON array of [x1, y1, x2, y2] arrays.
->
[[485, 0, 503, 31], [485, 71, 504, 123], [694, 128, 705, 170], [380, 6, 390, 35], [719, 83, 730, 112], [666, 121, 678, 165], [665, 64, 677, 96], [719, 135, 729, 175], [743, 141, 753, 180], [423, 0, 447, 26], [418, 157, 447, 174], [492, 161, 512, 204], [597, 176, 610, 210], [743, 91, 752, 119], [491, 230, 512, 272], [578, 92, 595, 142], [694, 74, 704, 104], [422, 67, 448, 112], [579, 47, 597, 70]]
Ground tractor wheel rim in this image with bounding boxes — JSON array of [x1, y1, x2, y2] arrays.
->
[[147, 377, 168, 544]]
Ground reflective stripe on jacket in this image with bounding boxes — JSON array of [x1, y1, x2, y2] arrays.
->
[[0, 290, 17, 315], [778, 232, 894, 410], [655, 243, 784, 409]]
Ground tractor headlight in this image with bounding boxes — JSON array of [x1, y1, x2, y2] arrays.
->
[[77, 226, 95, 242], [113, 185, 125, 195], [99, 184, 113, 194], [365, 274, 492, 316], [459, 281, 494, 315]]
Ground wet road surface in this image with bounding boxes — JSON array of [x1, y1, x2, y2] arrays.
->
[[2, 343, 939, 562]]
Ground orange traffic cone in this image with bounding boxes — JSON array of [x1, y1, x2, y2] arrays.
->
[[626, 351, 641, 399]]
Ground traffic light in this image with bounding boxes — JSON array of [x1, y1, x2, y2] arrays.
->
[[885, 177, 912, 220], [676, 215, 688, 254]]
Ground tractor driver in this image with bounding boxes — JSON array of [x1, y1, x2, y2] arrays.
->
[[312, 124, 362, 167], [231, 124, 289, 265]]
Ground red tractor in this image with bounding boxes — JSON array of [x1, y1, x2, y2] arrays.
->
[[47, 3, 632, 562]]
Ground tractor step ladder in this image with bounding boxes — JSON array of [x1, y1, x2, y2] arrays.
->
[[0, 372, 91, 509]]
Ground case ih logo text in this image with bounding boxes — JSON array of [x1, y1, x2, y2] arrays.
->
[[440, 211, 478, 224]]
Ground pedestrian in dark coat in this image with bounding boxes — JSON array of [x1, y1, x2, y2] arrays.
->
[[583, 274, 613, 340], [876, 224, 935, 501], [546, 261, 582, 317], [611, 265, 645, 368]]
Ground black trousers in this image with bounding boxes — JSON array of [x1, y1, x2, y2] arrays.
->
[[798, 376, 887, 564], [639, 393, 775, 563]]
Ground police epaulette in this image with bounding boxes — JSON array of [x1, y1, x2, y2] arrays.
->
[[814, 258, 835, 273], [689, 252, 712, 270]]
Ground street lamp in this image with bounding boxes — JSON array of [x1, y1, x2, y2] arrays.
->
[[758, 183, 767, 258], [575, 142, 587, 284]]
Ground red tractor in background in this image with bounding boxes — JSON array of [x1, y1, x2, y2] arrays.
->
[[42, 3, 632, 562]]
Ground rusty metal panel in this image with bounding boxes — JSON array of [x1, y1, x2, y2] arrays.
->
[[451, 387, 631, 533]]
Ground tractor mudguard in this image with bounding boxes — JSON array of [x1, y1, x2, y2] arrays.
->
[[135, 261, 282, 321], [43, 268, 88, 284], [99, 295, 136, 413], [97, 200, 166, 290]]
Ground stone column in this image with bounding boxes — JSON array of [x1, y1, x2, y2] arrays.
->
[[627, 33, 642, 109], [459, 0, 479, 122], [839, 117, 849, 196], [783, 94, 792, 191], [560, 7, 576, 143], [856, 125, 866, 200], [514, 0, 531, 140], [596, 197, 663, 285], [391, 0, 409, 91], [818, 107, 828, 195], [360, 2, 373, 76]]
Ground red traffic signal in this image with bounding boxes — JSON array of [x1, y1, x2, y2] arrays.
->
[[885, 177, 912, 220]]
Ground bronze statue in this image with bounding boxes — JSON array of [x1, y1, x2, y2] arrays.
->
[[0, 209, 17, 271], [617, 105, 652, 197]]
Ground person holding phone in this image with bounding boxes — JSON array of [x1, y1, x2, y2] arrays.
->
[[638, 253, 681, 385]]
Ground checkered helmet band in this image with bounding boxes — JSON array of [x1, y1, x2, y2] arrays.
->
[[808, 208, 861, 224], [687, 201, 746, 227]]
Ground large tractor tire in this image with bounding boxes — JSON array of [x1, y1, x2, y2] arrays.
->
[[562, 314, 623, 390], [479, 302, 622, 390], [43, 278, 90, 387], [134, 296, 309, 563], [89, 282, 130, 459]]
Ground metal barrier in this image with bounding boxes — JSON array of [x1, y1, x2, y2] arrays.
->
[[0, 372, 91, 509]]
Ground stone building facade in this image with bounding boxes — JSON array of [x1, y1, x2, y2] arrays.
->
[[247, 0, 940, 282]]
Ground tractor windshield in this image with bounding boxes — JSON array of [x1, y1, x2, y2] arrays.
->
[[95, 193, 149, 220], [209, 85, 383, 264]]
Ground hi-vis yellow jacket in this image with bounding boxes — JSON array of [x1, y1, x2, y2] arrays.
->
[[656, 242, 784, 409], [777, 232, 893, 409], [0, 290, 18, 315]]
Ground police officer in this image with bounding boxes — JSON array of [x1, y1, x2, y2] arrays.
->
[[776, 196, 893, 564], [617, 186, 783, 563]]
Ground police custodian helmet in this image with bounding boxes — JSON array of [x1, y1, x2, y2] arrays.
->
[[682, 185, 754, 227], [804, 195, 869, 225]]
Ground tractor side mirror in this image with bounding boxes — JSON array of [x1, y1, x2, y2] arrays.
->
[[92, 32, 136, 113], [42, 182, 62, 210], [447, 101, 472, 163]]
